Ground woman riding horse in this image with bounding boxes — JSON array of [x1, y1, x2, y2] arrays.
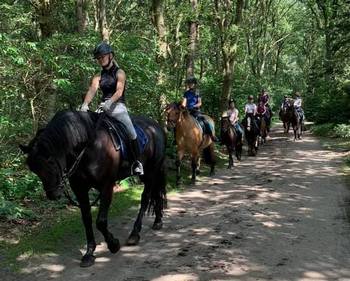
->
[[165, 99, 216, 185], [221, 99, 243, 168], [242, 95, 260, 156], [181, 77, 218, 142], [80, 41, 143, 175]]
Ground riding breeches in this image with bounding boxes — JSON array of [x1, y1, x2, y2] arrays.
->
[[106, 102, 137, 140]]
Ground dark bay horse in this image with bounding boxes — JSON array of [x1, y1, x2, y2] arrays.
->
[[279, 98, 294, 133], [242, 113, 259, 156], [20, 110, 167, 267], [220, 117, 242, 169], [165, 103, 216, 185], [279, 99, 303, 140], [257, 114, 268, 145]]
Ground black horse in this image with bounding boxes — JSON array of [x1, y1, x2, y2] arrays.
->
[[242, 113, 259, 156], [220, 117, 242, 169], [20, 110, 167, 267]]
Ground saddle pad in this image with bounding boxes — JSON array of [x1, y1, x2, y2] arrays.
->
[[104, 118, 148, 160]]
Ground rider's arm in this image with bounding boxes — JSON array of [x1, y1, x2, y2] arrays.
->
[[194, 97, 202, 109], [181, 97, 187, 108], [82, 75, 100, 105], [110, 69, 126, 103], [253, 104, 257, 116]]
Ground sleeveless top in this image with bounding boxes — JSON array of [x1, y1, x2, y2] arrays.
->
[[99, 63, 125, 103], [183, 89, 200, 110]]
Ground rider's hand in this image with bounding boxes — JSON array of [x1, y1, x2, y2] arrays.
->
[[101, 99, 114, 112], [80, 103, 89, 112]]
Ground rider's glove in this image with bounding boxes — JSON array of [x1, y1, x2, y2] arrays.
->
[[101, 99, 114, 112], [80, 103, 89, 112]]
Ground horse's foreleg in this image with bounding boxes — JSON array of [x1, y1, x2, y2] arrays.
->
[[191, 154, 199, 184], [96, 184, 120, 254], [127, 183, 151, 245], [74, 190, 96, 267], [227, 146, 234, 169], [175, 152, 184, 186]]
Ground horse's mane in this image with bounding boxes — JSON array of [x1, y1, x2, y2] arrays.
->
[[33, 110, 99, 158]]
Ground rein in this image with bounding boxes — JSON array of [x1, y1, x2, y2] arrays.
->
[[59, 112, 106, 208]]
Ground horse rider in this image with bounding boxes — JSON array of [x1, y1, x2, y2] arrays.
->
[[258, 89, 272, 129], [224, 99, 244, 142], [293, 92, 304, 122], [257, 100, 269, 128], [280, 95, 289, 109], [244, 95, 259, 132], [181, 77, 219, 142], [80, 41, 144, 175]]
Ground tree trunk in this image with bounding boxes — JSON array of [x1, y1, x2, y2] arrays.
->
[[186, 0, 198, 78], [76, 0, 88, 33], [98, 0, 109, 41], [36, 0, 54, 38], [151, 0, 169, 122]]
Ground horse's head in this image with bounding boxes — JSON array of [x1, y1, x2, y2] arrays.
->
[[245, 114, 254, 132], [220, 116, 231, 132], [164, 102, 183, 130], [20, 129, 64, 200]]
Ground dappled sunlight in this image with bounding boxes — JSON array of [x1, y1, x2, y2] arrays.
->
[[11, 126, 350, 281]]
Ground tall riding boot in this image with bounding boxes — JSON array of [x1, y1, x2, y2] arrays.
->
[[129, 139, 144, 175]]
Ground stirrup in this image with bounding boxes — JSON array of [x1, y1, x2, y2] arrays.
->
[[131, 160, 144, 176]]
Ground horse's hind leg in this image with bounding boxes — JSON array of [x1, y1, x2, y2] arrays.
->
[[96, 183, 120, 254], [127, 181, 151, 245], [152, 168, 167, 230]]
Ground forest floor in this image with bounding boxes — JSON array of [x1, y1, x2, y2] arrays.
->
[[2, 123, 350, 281]]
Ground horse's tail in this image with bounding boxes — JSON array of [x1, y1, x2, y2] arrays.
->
[[202, 143, 216, 166], [148, 165, 167, 215]]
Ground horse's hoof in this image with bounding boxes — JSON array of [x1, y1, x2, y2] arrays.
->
[[107, 238, 120, 254], [190, 178, 196, 185], [80, 254, 95, 268], [209, 171, 215, 176], [127, 233, 140, 246], [152, 221, 163, 230], [227, 165, 233, 169]]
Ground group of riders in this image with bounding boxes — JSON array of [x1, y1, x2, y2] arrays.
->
[[80, 41, 305, 175]]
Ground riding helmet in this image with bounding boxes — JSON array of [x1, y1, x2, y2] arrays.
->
[[248, 95, 254, 100], [228, 98, 236, 105], [185, 76, 197, 85], [93, 42, 114, 59]]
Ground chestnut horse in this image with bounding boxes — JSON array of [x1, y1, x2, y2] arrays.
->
[[165, 103, 216, 185]]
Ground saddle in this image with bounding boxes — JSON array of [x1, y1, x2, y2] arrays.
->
[[190, 113, 211, 135], [101, 115, 148, 159]]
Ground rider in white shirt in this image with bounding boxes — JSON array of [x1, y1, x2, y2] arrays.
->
[[293, 92, 304, 121]]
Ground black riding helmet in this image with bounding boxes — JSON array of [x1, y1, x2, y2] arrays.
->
[[185, 77, 197, 85], [93, 42, 114, 59]]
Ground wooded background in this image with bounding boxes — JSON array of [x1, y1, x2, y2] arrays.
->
[[0, 0, 349, 219]]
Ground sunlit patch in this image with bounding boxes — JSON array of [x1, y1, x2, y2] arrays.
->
[[303, 271, 327, 280], [262, 221, 281, 228], [95, 257, 111, 263], [152, 273, 198, 281]]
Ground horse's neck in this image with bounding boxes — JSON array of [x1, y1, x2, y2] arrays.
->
[[176, 112, 199, 137]]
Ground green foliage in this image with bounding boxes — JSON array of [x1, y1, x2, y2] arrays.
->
[[312, 123, 350, 139]]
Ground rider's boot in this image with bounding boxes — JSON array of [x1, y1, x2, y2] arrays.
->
[[129, 138, 144, 175]]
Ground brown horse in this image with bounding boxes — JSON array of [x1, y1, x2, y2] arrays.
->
[[279, 98, 294, 133], [279, 99, 303, 140], [165, 103, 216, 185], [257, 114, 268, 145], [220, 117, 242, 169]]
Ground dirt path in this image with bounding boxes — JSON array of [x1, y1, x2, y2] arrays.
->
[[6, 124, 350, 281]]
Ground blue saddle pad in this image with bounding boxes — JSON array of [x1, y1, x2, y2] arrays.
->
[[119, 124, 148, 159]]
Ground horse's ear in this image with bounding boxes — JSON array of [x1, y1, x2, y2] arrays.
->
[[19, 144, 30, 154]]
